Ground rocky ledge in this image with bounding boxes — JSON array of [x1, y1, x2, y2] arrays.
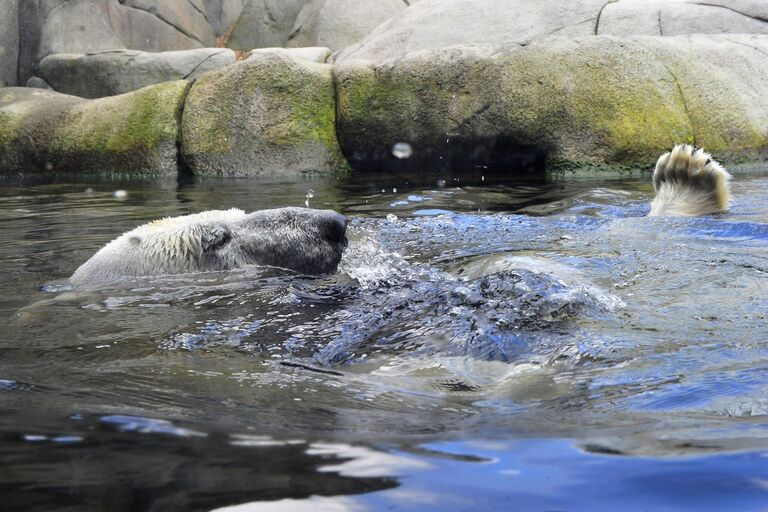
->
[[0, 82, 188, 175], [336, 35, 768, 174], [1, 0, 768, 177]]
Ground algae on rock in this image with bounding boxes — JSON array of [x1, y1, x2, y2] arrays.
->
[[335, 35, 768, 173], [181, 51, 346, 176], [0, 81, 189, 175]]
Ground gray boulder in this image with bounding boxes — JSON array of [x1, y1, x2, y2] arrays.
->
[[334, 0, 604, 62], [335, 35, 768, 172], [39, 49, 236, 99], [597, 1, 768, 36], [287, 0, 407, 52], [18, 0, 123, 84], [226, 0, 309, 50], [181, 52, 346, 176], [0, 81, 189, 175], [335, 0, 768, 62], [0, 0, 18, 87], [17, 0, 217, 84], [108, 0, 214, 49]]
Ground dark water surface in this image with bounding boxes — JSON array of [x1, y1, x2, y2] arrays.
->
[[1, 170, 767, 511]]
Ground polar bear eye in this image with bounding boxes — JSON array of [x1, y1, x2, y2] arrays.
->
[[213, 231, 231, 249], [202, 227, 232, 252]]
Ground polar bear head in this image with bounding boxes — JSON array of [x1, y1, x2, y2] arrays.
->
[[70, 207, 348, 285]]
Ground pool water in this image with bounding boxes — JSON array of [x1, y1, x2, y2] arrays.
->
[[0, 170, 766, 511]]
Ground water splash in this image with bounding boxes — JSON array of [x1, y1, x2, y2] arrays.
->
[[391, 142, 413, 159]]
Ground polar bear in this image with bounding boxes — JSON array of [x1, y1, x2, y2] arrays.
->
[[649, 144, 731, 216], [70, 207, 348, 286]]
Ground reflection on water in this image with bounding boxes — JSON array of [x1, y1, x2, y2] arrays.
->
[[0, 170, 767, 510]]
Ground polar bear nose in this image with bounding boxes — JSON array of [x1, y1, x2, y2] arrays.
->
[[322, 212, 348, 245]]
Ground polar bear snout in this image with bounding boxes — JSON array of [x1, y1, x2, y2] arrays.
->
[[236, 207, 348, 275], [320, 212, 348, 246]]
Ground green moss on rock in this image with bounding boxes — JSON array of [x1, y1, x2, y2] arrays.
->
[[335, 35, 768, 175], [0, 82, 188, 176], [52, 80, 188, 155], [181, 52, 347, 176]]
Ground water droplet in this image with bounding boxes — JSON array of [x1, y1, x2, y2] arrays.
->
[[437, 179, 447, 187], [84, 187, 94, 194], [391, 142, 413, 159], [304, 189, 314, 207], [392, 187, 398, 193], [113, 190, 128, 199], [386, 213, 398, 223]]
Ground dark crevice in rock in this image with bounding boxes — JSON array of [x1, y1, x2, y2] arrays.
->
[[264, 3, 279, 26], [331, 65, 349, 174], [594, 0, 618, 35], [175, 82, 195, 179], [14, 1, 21, 87], [546, 18, 597, 38], [186, 0, 210, 24], [116, 2, 206, 46], [340, 136, 549, 183], [657, 9, 664, 36], [181, 50, 228, 80], [402, 0, 412, 6], [692, 3, 768, 24], [451, 103, 492, 131]]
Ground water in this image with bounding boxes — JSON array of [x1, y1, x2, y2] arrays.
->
[[0, 171, 767, 511]]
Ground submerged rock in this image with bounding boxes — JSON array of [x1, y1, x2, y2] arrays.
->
[[335, 35, 768, 173], [286, 0, 408, 52], [39, 49, 236, 99], [0, 81, 189, 175], [181, 52, 345, 176]]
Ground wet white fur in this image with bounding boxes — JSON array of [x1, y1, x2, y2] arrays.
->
[[650, 144, 731, 216], [71, 208, 246, 285]]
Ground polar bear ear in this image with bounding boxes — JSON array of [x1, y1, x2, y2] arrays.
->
[[201, 225, 232, 252]]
